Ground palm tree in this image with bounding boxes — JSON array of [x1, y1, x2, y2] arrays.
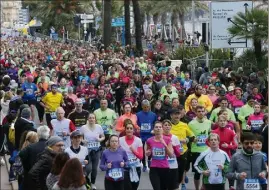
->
[[103, 0, 112, 48], [132, 0, 143, 56], [124, 0, 131, 45], [152, 1, 208, 40], [227, 8, 268, 69]]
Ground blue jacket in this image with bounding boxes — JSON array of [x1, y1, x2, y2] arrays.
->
[[136, 111, 157, 142]]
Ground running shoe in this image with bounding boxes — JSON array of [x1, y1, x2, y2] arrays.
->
[[91, 183, 97, 190], [185, 176, 189, 183], [181, 184, 187, 190], [229, 186, 235, 190]]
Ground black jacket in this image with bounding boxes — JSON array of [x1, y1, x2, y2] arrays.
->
[[14, 117, 36, 149], [19, 139, 47, 173], [28, 148, 57, 190]]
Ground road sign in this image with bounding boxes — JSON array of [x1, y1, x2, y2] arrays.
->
[[210, 1, 253, 48], [81, 20, 94, 24], [112, 17, 125, 27], [80, 14, 94, 20]]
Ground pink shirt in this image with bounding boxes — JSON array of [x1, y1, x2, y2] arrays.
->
[[146, 136, 171, 168], [208, 94, 218, 104]]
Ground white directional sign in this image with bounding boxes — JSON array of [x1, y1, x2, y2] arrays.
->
[[80, 14, 94, 20], [81, 20, 94, 24], [210, 1, 253, 48]]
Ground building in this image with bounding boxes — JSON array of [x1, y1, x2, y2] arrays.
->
[[1, 1, 22, 28]]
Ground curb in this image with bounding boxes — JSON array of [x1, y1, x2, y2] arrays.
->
[[4, 155, 18, 190]]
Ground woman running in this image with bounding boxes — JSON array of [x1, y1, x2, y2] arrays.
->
[[119, 119, 143, 190], [100, 135, 129, 190], [146, 121, 174, 190], [80, 113, 105, 190]]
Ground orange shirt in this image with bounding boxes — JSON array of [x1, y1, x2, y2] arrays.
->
[[115, 113, 139, 133]]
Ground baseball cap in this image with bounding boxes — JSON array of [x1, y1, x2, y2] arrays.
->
[[70, 130, 83, 138], [169, 108, 180, 115]]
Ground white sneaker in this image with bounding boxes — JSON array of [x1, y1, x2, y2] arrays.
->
[[91, 183, 97, 190], [0, 158, 5, 166]]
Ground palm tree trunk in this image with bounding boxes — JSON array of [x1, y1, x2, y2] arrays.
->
[[146, 13, 151, 38], [153, 13, 158, 37], [103, 0, 112, 49], [132, 0, 143, 56], [161, 13, 167, 40], [254, 39, 262, 69], [124, 0, 131, 46], [179, 12, 186, 40]]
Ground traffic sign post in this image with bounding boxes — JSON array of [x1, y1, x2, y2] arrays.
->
[[112, 17, 125, 46], [75, 13, 94, 42]]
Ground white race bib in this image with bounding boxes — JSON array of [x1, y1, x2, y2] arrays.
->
[[81, 97, 86, 104], [50, 112, 57, 119], [234, 107, 240, 114], [87, 141, 100, 150], [197, 135, 207, 146], [140, 123, 151, 132], [127, 152, 140, 167], [108, 168, 123, 180], [244, 179, 260, 190], [152, 147, 165, 160]]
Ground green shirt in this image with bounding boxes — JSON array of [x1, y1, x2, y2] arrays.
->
[[189, 118, 211, 153], [161, 92, 178, 102], [209, 107, 236, 122], [238, 104, 254, 130], [94, 108, 117, 134]]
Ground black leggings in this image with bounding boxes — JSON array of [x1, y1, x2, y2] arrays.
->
[[142, 141, 151, 167], [149, 167, 170, 190], [35, 103, 44, 122], [177, 151, 188, 184], [104, 178, 124, 190], [204, 184, 225, 190], [86, 150, 100, 184], [124, 167, 141, 190]]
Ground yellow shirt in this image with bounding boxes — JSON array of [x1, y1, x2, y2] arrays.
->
[[185, 94, 213, 113], [171, 121, 194, 154], [42, 92, 63, 113]]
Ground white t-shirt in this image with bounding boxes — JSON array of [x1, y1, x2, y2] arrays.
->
[[65, 145, 88, 165], [167, 135, 180, 169], [80, 124, 104, 151], [119, 136, 143, 167]]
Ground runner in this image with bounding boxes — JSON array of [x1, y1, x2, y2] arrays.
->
[[238, 96, 255, 132], [41, 84, 64, 129], [51, 107, 76, 148], [146, 121, 174, 190], [119, 119, 143, 190], [194, 133, 230, 190], [100, 135, 128, 190], [67, 98, 89, 130], [170, 108, 195, 190], [188, 105, 212, 190], [247, 103, 264, 133], [94, 98, 117, 147], [79, 112, 104, 190], [162, 119, 182, 190], [227, 132, 267, 190]]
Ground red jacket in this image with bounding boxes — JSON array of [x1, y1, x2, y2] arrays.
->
[[211, 127, 237, 158]]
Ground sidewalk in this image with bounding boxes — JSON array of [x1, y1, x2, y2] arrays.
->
[[0, 157, 12, 190]]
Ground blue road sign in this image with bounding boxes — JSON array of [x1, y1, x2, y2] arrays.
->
[[112, 17, 125, 27]]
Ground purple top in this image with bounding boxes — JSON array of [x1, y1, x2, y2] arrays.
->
[[99, 147, 129, 181]]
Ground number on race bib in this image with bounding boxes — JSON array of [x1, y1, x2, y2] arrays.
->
[[127, 153, 140, 166], [87, 141, 100, 150], [197, 135, 207, 146], [141, 123, 151, 132], [244, 179, 260, 190], [50, 112, 57, 119], [102, 125, 109, 134], [108, 168, 123, 180], [152, 147, 165, 160]]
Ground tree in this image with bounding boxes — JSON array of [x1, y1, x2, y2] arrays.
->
[[103, 0, 112, 48], [152, 1, 208, 40], [124, 0, 131, 45], [227, 8, 268, 69], [132, 0, 143, 56]]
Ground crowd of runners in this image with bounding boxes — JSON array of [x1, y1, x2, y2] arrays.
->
[[0, 33, 268, 190]]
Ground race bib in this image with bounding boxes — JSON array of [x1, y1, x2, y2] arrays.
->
[[55, 131, 67, 141], [244, 179, 260, 190], [167, 156, 176, 164], [234, 107, 240, 114], [152, 147, 165, 160], [208, 168, 223, 184], [87, 141, 100, 150], [102, 125, 109, 134], [197, 135, 207, 146], [26, 89, 33, 95], [36, 97, 41, 102], [141, 123, 151, 132], [251, 120, 263, 130], [81, 97, 86, 104], [127, 153, 140, 166], [108, 168, 123, 180], [50, 112, 57, 119]]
